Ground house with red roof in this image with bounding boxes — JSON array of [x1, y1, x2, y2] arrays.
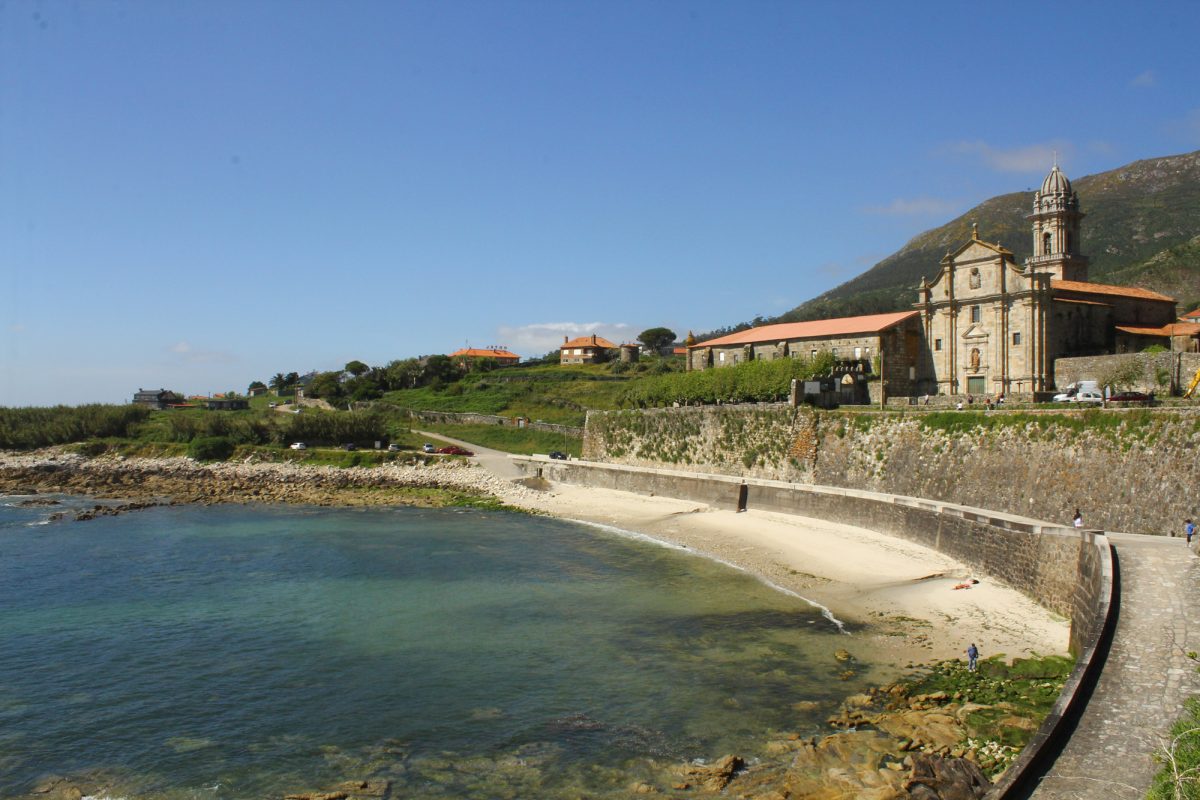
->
[[448, 347, 521, 368], [560, 334, 617, 365]]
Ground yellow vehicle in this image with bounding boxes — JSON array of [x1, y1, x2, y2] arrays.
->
[[1186, 366, 1200, 399]]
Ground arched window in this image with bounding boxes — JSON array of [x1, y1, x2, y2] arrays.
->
[[1043, 232, 1053, 255]]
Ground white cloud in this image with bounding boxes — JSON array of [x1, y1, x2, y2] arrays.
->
[[864, 196, 961, 217], [946, 140, 1071, 173], [1130, 70, 1156, 88], [166, 340, 235, 365], [8, 323, 25, 333], [496, 321, 636, 355]]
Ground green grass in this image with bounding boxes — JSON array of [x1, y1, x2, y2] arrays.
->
[[418, 422, 583, 456], [1149, 696, 1200, 799], [382, 363, 633, 426]]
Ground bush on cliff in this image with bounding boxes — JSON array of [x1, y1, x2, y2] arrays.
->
[[187, 436, 236, 461]]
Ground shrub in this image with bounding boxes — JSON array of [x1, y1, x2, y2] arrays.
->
[[188, 436, 236, 461]]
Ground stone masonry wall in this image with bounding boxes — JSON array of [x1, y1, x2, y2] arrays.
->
[[1055, 351, 1200, 395], [584, 405, 1200, 535]]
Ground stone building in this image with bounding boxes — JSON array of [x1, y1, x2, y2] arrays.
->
[[686, 164, 1179, 401], [916, 165, 1176, 396], [687, 311, 925, 400]]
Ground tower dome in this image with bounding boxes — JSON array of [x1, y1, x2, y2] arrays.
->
[[1039, 164, 1073, 195]]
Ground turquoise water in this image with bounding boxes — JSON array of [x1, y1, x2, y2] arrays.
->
[[0, 499, 880, 799]]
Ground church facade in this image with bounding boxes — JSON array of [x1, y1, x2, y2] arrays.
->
[[915, 165, 1176, 397], [688, 165, 1179, 400]]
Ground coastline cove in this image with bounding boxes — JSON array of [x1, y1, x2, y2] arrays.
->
[[0, 500, 891, 800]]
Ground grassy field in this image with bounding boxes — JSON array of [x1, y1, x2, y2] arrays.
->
[[382, 363, 635, 426]]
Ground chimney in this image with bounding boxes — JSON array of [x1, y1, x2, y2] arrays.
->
[[564, 336, 569, 344], [591, 334, 597, 345]]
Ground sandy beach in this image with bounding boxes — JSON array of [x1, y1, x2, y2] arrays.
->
[[502, 479, 1070, 668]]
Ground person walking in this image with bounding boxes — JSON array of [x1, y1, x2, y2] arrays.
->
[[1073, 509, 1083, 528], [966, 643, 979, 672], [1186, 519, 1195, 545]]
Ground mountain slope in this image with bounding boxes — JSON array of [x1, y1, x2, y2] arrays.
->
[[780, 150, 1200, 323]]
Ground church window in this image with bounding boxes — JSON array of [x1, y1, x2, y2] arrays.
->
[[1066, 232, 1073, 253], [810, 349, 817, 359], [969, 269, 981, 289], [1043, 232, 1053, 255], [1012, 331, 1021, 346], [854, 347, 862, 359], [934, 338, 942, 351], [970, 305, 981, 324]]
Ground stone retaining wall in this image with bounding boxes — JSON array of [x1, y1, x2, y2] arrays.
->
[[512, 457, 1116, 799], [583, 405, 1200, 534], [1055, 351, 1200, 395]]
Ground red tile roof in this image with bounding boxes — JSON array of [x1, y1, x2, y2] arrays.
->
[[449, 347, 520, 360], [1182, 308, 1200, 321], [693, 311, 920, 348], [1114, 325, 1173, 337], [1052, 280, 1175, 302], [561, 335, 616, 349]]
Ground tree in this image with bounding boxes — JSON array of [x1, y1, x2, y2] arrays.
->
[[284, 372, 300, 387], [269, 373, 288, 392], [638, 327, 677, 354], [248, 380, 267, 393], [345, 360, 370, 377]]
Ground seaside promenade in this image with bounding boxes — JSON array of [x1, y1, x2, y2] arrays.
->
[[1028, 532, 1200, 800]]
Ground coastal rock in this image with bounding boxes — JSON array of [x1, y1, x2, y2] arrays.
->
[[903, 753, 991, 799], [679, 754, 744, 790]]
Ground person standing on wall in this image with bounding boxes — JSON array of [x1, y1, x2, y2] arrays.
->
[[1073, 509, 1083, 528]]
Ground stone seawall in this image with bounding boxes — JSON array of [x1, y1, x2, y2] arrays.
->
[[583, 405, 1200, 535]]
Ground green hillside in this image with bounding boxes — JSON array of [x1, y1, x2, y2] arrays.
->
[[778, 149, 1200, 323]]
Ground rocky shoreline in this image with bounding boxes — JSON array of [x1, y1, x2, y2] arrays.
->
[[2, 449, 1058, 799], [0, 448, 542, 510]]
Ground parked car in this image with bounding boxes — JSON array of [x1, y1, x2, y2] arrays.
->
[[1108, 390, 1154, 406], [548, 451, 568, 460], [1070, 391, 1104, 404], [387, 443, 402, 452], [422, 443, 435, 453], [289, 442, 307, 450], [436, 445, 474, 456], [342, 443, 357, 451]]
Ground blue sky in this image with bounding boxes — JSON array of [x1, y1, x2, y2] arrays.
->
[[3, 0, 1199, 406]]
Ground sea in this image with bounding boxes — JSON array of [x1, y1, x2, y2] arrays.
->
[[0, 497, 890, 799]]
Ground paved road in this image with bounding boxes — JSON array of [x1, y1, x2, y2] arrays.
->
[[411, 430, 525, 480], [1029, 533, 1200, 799]]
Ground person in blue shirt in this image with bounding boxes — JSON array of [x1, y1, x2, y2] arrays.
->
[[1186, 519, 1194, 546], [966, 643, 979, 672]]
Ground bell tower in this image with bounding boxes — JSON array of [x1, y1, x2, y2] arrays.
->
[[1026, 163, 1088, 281]]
